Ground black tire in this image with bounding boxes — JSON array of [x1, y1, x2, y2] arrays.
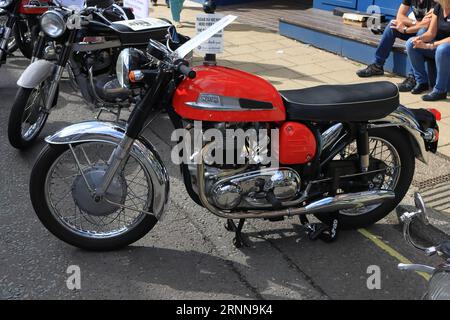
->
[[315, 127, 415, 229], [8, 87, 49, 149], [30, 144, 158, 251], [14, 20, 36, 59]]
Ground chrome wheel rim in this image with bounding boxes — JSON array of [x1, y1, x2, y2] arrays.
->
[[21, 84, 48, 141], [44, 142, 153, 239], [337, 137, 401, 216]]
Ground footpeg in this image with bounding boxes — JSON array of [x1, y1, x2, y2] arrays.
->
[[300, 216, 339, 243]]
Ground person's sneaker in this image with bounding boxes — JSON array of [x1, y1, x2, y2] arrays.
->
[[411, 83, 430, 94], [356, 64, 384, 78], [398, 75, 416, 92], [422, 91, 447, 101]]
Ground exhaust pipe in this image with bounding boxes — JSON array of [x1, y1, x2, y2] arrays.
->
[[197, 162, 395, 219]]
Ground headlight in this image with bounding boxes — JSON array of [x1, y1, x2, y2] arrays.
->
[[116, 48, 131, 88], [428, 269, 450, 300], [0, 0, 13, 8], [116, 48, 148, 88], [40, 11, 66, 38]]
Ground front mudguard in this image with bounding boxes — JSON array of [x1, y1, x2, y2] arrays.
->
[[44, 121, 170, 220], [17, 59, 55, 89], [369, 105, 430, 164]]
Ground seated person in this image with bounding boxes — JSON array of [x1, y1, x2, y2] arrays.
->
[[406, 0, 450, 101], [357, 0, 435, 92]]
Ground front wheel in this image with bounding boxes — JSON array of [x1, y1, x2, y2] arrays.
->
[[8, 86, 50, 149], [30, 142, 158, 251], [315, 127, 415, 229]]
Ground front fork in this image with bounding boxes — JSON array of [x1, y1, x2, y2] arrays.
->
[[44, 31, 76, 111], [0, 15, 16, 64]]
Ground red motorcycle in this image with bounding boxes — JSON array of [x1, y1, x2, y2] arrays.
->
[[29, 16, 441, 250], [0, 0, 50, 65]]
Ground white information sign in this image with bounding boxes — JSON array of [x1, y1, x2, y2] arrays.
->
[[114, 18, 171, 31], [195, 13, 225, 54], [123, 0, 150, 19]]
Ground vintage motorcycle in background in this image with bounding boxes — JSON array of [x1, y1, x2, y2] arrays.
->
[[0, 8, 18, 55], [7, 0, 189, 149], [398, 193, 450, 300], [0, 0, 50, 64], [29, 16, 441, 250]]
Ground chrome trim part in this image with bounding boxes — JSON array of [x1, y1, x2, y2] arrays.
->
[[398, 263, 435, 274], [0, 25, 11, 60], [45, 121, 170, 220], [369, 105, 428, 163], [196, 144, 395, 219], [72, 40, 122, 52], [321, 123, 343, 151], [45, 65, 65, 110], [17, 60, 55, 89]]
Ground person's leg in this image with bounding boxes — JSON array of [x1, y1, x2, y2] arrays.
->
[[423, 43, 450, 101], [398, 29, 428, 91], [357, 22, 414, 77], [405, 27, 427, 75], [433, 43, 450, 93], [170, 0, 181, 22], [405, 38, 436, 94], [374, 21, 412, 66]]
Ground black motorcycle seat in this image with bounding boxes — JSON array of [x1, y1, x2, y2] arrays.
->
[[280, 81, 399, 122]]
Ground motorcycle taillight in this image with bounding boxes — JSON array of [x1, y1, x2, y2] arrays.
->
[[427, 108, 441, 121]]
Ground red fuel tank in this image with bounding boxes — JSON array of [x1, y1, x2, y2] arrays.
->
[[172, 66, 286, 122]]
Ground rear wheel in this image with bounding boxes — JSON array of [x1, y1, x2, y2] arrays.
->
[[30, 142, 158, 251], [315, 127, 415, 229]]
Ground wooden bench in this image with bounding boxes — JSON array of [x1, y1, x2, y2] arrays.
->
[[279, 8, 408, 75]]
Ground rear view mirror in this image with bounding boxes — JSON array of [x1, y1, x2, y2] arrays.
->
[[414, 192, 429, 225]]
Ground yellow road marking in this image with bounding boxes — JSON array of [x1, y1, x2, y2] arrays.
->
[[357, 228, 431, 281]]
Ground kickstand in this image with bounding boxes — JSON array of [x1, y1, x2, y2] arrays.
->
[[224, 219, 250, 248]]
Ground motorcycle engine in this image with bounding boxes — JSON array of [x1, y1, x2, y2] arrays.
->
[[186, 122, 303, 210], [84, 50, 132, 102]]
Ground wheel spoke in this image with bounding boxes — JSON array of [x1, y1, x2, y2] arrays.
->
[[45, 142, 151, 238]]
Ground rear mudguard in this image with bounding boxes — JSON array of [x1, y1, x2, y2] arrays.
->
[[17, 59, 55, 88], [369, 105, 430, 164], [44, 120, 170, 220]]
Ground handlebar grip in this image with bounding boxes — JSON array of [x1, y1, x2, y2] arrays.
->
[[178, 64, 196, 79]]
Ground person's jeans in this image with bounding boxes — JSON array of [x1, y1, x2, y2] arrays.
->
[[406, 40, 450, 94], [374, 21, 423, 75], [170, 0, 185, 22]]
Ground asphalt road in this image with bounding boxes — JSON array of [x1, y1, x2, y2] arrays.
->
[[0, 54, 446, 300]]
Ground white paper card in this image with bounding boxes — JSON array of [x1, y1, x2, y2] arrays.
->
[[174, 15, 237, 59], [195, 13, 224, 54], [114, 17, 171, 31]]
